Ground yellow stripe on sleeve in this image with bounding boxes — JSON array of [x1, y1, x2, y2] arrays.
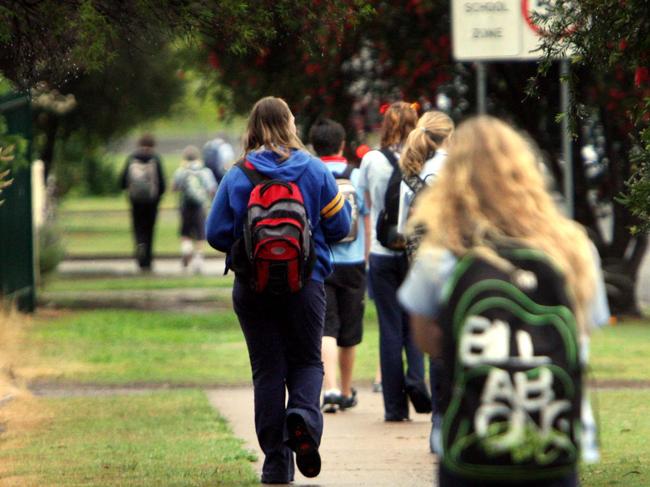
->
[[322, 194, 345, 219], [321, 192, 343, 216]]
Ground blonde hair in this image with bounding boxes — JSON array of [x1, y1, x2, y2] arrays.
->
[[243, 96, 305, 160], [380, 102, 418, 149], [400, 111, 454, 177], [410, 116, 596, 334]]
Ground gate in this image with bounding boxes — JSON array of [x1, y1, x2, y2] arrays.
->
[[0, 92, 35, 312]]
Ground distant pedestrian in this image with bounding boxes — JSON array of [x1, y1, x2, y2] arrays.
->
[[202, 135, 235, 183], [172, 145, 217, 273], [309, 118, 370, 413], [398, 110, 454, 453], [206, 96, 351, 483], [399, 116, 609, 486], [358, 101, 431, 422], [120, 133, 166, 272]]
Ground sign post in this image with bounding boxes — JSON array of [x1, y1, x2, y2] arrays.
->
[[451, 0, 575, 217]]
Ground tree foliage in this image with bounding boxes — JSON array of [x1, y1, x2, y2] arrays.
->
[[199, 0, 649, 314], [0, 0, 370, 88], [535, 0, 650, 314]]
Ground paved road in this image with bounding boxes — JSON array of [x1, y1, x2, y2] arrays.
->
[[207, 386, 436, 486], [58, 250, 650, 309], [57, 256, 227, 277]]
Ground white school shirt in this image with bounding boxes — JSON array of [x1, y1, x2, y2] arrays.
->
[[357, 148, 403, 256]]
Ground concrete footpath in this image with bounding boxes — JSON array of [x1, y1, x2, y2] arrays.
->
[[207, 386, 436, 486]]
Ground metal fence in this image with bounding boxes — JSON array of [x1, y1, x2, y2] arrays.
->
[[0, 92, 35, 312]]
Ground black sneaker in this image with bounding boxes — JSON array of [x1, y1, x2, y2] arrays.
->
[[406, 384, 432, 414], [286, 413, 321, 478], [338, 388, 358, 410], [321, 392, 339, 413]]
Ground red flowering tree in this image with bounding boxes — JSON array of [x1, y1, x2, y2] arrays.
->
[[536, 0, 650, 314], [193, 1, 453, 156], [196, 0, 648, 314]]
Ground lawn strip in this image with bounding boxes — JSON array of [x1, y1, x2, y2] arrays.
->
[[0, 390, 257, 486], [581, 389, 650, 486]]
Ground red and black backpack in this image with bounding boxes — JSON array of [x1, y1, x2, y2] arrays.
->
[[232, 160, 315, 294]]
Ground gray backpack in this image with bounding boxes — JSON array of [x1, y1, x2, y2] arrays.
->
[[182, 169, 209, 207], [127, 158, 159, 203]]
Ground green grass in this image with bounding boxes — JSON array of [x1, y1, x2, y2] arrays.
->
[[21, 306, 379, 386], [60, 206, 182, 256], [25, 310, 250, 385], [0, 391, 257, 486], [45, 274, 233, 292], [590, 321, 650, 382], [581, 390, 650, 486]]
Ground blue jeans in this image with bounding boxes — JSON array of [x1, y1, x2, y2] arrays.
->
[[233, 278, 326, 483], [368, 253, 427, 420]]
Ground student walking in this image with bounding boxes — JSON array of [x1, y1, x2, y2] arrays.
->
[[398, 116, 609, 486], [206, 97, 351, 483], [120, 133, 166, 272], [309, 118, 369, 413], [172, 145, 217, 273], [358, 101, 431, 422], [397, 110, 454, 452], [202, 135, 235, 183]]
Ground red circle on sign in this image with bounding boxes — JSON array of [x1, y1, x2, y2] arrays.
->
[[522, 0, 544, 34], [521, 0, 576, 37]]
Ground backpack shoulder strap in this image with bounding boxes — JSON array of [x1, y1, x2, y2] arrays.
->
[[403, 174, 426, 194], [335, 163, 355, 180], [378, 148, 398, 169], [235, 159, 266, 186]]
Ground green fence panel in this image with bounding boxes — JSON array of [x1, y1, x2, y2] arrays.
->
[[0, 92, 35, 312]]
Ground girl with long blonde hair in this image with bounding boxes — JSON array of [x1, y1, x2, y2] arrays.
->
[[399, 116, 609, 487], [397, 110, 454, 252], [396, 110, 454, 454]]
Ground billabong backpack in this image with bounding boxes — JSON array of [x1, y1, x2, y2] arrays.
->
[[437, 247, 582, 483], [183, 169, 209, 207], [375, 148, 405, 250], [127, 158, 159, 203], [334, 164, 359, 244], [402, 173, 427, 261], [235, 160, 314, 294]]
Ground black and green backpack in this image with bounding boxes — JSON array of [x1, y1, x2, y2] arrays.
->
[[437, 247, 582, 483]]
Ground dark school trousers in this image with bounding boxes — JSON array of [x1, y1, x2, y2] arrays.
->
[[130, 201, 158, 269], [233, 278, 326, 484], [368, 253, 427, 420]]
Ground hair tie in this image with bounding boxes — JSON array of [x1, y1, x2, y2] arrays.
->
[[379, 103, 390, 115]]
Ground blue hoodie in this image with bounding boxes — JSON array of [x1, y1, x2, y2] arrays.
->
[[206, 148, 351, 282]]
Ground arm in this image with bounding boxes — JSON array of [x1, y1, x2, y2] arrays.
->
[[319, 170, 351, 243], [171, 169, 183, 192], [363, 213, 371, 263], [156, 156, 166, 196], [205, 172, 236, 252], [411, 315, 444, 357], [398, 248, 457, 355], [120, 157, 131, 190]]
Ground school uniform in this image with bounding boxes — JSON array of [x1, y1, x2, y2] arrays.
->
[[321, 156, 369, 347], [206, 148, 351, 483], [358, 148, 429, 421]]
